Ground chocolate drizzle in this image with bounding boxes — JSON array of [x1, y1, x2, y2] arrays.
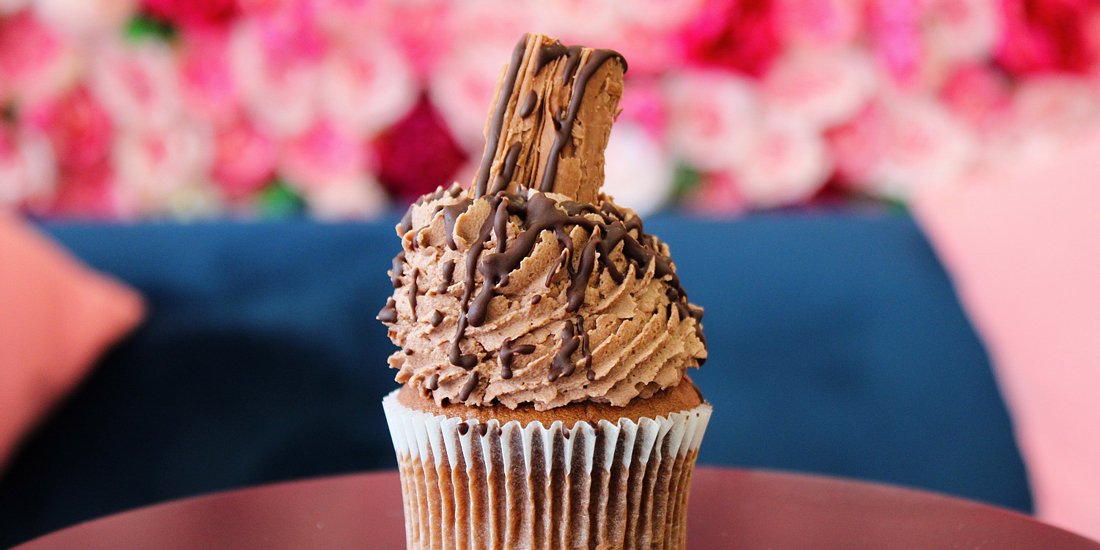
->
[[519, 90, 537, 118], [459, 371, 479, 401], [442, 199, 473, 250], [550, 318, 582, 381], [499, 338, 535, 380], [540, 48, 625, 193], [474, 35, 529, 198], [397, 184, 460, 236]]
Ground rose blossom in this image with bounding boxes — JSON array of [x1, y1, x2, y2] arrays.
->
[[866, 0, 923, 87], [229, 1, 325, 136], [142, 0, 239, 29], [676, 0, 781, 77], [320, 36, 417, 137], [278, 119, 365, 191], [603, 123, 674, 216], [775, 0, 861, 49], [0, 124, 55, 208], [985, 76, 1100, 166], [664, 70, 758, 171], [924, 0, 1001, 65], [32, 0, 136, 38], [762, 47, 876, 130], [211, 116, 277, 199], [939, 63, 1013, 131], [683, 169, 748, 217], [736, 114, 831, 208], [996, 0, 1100, 75], [38, 162, 118, 219], [89, 41, 182, 131], [843, 96, 975, 199], [179, 28, 239, 123], [371, 98, 468, 202], [22, 86, 114, 171], [0, 9, 76, 104], [112, 124, 214, 216]]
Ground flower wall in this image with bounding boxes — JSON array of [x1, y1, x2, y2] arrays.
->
[[1, 0, 1099, 220]]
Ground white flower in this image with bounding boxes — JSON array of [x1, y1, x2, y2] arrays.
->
[[0, 127, 55, 207], [763, 48, 876, 130], [229, 19, 320, 137], [113, 124, 213, 216], [90, 41, 182, 131], [664, 70, 759, 171], [737, 115, 831, 208], [33, 0, 136, 38], [603, 123, 673, 216], [924, 0, 1001, 64], [864, 96, 975, 199], [320, 37, 417, 137]]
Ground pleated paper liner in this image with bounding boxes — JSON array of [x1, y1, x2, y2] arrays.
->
[[383, 389, 712, 549]]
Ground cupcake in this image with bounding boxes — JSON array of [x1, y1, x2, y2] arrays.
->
[[380, 33, 710, 549]]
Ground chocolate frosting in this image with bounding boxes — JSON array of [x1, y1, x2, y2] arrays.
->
[[380, 185, 707, 410]]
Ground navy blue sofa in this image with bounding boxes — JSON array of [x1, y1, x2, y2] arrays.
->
[[0, 212, 1030, 546]]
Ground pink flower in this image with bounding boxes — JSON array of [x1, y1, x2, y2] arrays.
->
[[775, 0, 861, 49], [229, 1, 326, 136], [320, 36, 417, 137], [0, 9, 76, 104], [604, 123, 673, 216], [985, 76, 1100, 165], [939, 63, 1012, 131], [279, 119, 364, 191], [866, 0, 924, 86], [683, 170, 748, 217], [32, 0, 137, 38], [826, 103, 884, 185], [90, 42, 182, 130], [996, 0, 1100, 75], [113, 125, 213, 215], [211, 116, 276, 199], [533, 0, 619, 44], [664, 70, 759, 171], [762, 48, 876, 130], [676, 0, 780, 77], [37, 162, 118, 219], [371, 98, 468, 203], [0, 123, 55, 207], [142, 0, 239, 29], [305, 174, 389, 220], [924, 0, 1001, 64], [382, 0, 453, 78], [834, 96, 975, 199], [616, 78, 668, 140], [179, 28, 239, 123], [23, 86, 114, 171], [736, 115, 831, 207]]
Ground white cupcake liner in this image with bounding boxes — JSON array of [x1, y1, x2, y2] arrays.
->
[[382, 389, 712, 550]]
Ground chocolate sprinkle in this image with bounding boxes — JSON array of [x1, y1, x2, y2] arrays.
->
[[429, 310, 444, 327], [425, 373, 439, 391], [438, 260, 455, 292], [390, 252, 405, 288], [407, 267, 419, 321], [377, 297, 397, 324]]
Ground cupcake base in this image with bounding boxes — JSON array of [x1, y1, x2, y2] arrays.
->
[[383, 380, 712, 549]]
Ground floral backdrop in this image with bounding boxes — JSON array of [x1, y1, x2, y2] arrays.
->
[[1, 0, 1100, 220]]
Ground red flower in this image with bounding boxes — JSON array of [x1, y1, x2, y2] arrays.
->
[[996, 0, 1100, 75], [676, 0, 780, 76], [24, 86, 114, 171], [371, 97, 468, 203], [142, 0, 239, 29]]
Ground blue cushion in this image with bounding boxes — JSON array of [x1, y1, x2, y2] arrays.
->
[[0, 213, 1030, 546]]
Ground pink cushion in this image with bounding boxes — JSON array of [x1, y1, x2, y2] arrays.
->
[[914, 134, 1100, 539], [0, 213, 144, 470]]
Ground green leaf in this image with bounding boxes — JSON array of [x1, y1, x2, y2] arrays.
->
[[258, 180, 307, 218], [124, 15, 176, 42]]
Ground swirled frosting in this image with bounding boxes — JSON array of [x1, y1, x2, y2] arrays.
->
[[380, 184, 707, 410]]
